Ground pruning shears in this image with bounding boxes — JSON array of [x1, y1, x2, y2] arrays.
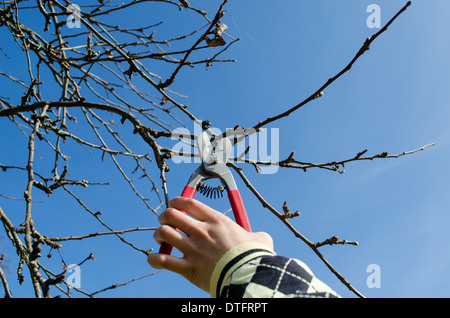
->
[[159, 131, 252, 255]]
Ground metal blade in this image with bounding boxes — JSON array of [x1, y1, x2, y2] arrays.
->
[[214, 136, 232, 164], [197, 131, 213, 164]]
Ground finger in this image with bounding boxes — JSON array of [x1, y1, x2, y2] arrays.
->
[[158, 207, 200, 236], [153, 225, 193, 254], [168, 197, 222, 222]]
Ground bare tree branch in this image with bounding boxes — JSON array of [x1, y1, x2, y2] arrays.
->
[[0, 0, 426, 298]]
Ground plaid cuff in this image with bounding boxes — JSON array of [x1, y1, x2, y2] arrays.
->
[[210, 243, 340, 298], [210, 242, 276, 298]]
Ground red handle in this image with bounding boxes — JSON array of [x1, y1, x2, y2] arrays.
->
[[228, 190, 252, 232], [158, 187, 252, 254], [158, 186, 196, 255]]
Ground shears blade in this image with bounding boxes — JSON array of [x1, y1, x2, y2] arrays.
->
[[197, 132, 213, 164], [214, 136, 232, 164], [197, 132, 232, 164]]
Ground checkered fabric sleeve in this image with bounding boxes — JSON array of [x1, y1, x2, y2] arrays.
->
[[209, 242, 340, 298]]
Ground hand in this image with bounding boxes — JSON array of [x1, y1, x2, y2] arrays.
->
[[147, 196, 273, 293]]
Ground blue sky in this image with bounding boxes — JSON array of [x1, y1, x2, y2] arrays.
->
[[1, 0, 450, 298]]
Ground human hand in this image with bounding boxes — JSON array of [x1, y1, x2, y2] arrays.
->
[[147, 196, 273, 293]]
